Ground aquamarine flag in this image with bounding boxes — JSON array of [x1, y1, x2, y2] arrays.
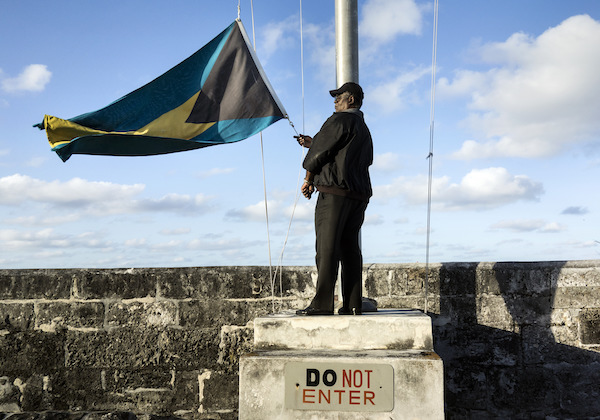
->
[[36, 20, 287, 162]]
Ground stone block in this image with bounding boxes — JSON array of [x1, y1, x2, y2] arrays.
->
[[106, 301, 178, 329], [180, 299, 263, 329], [155, 267, 265, 299], [36, 302, 105, 331], [0, 332, 65, 373], [439, 263, 478, 297], [556, 263, 600, 287], [217, 325, 254, 373], [0, 270, 71, 300], [553, 286, 600, 309], [73, 269, 156, 300], [65, 328, 220, 370], [201, 371, 238, 414], [579, 308, 600, 345], [0, 303, 34, 332], [364, 268, 392, 297], [476, 296, 517, 332]]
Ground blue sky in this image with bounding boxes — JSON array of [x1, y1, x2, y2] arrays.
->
[[1, 0, 599, 269]]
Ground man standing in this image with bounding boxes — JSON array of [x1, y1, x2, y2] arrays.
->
[[295, 82, 373, 316]]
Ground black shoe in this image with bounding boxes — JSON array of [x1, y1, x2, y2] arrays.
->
[[338, 307, 362, 315], [296, 307, 333, 316]]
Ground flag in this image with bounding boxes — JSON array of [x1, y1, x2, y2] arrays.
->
[[35, 20, 287, 162]]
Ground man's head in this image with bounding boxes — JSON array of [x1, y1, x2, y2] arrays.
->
[[330, 82, 364, 111]]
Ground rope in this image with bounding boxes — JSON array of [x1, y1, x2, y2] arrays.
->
[[425, 0, 439, 314], [245, 0, 276, 312], [241, 0, 306, 314]]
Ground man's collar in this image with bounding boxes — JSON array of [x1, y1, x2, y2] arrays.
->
[[340, 108, 363, 116]]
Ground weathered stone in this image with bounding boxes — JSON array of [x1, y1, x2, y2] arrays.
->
[[36, 302, 105, 331], [0, 262, 598, 418], [0, 332, 65, 373], [106, 302, 178, 329], [553, 286, 600, 309], [217, 325, 254, 373], [74, 270, 156, 300], [0, 271, 71, 300], [579, 308, 600, 345], [0, 303, 34, 332], [201, 372, 238, 414]]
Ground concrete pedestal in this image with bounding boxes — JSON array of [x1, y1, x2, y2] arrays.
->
[[239, 309, 444, 419]]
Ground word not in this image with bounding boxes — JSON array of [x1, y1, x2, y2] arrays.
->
[[285, 362, 394, 412]]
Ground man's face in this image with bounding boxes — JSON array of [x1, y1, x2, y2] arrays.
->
[[334, 92, 353, 112]]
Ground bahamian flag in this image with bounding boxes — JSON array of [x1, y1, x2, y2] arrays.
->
[[35, 20, 287, 162]]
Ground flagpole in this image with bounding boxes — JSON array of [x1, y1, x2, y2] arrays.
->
[[335, 0, 359, 86], [334, 0, 360, 306]]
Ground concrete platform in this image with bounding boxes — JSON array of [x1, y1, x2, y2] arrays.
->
[[239, 350, 444, 420], [253, 309, 433, 351]]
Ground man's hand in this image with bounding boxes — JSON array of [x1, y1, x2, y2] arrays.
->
[[302, 181, 314, 199], [294, 134, 312, 148]]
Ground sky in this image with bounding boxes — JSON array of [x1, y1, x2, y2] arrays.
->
[[1, 0, 599, 269]]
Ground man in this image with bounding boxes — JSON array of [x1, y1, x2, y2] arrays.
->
[[295, 82, 373, 316]]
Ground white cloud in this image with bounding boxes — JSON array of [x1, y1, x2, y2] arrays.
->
[[196, 167, 235, 179], [369, 66, 430, 112], [445, 15, 600, 159], [160, 228, 192, 236], [226, 196, 314, 223], [0, 174, 144, 206], [365, 213, 384, 225], [0, 174, 215, 217], [361, 0, 425, 44], [259, 15, 298, 61], [303, 22, 336, 85], [491, 219, 565, 233], [25, 156, 48, 168], [1, 64, 52, 93], [374, 167, 543, 211], [0, 228, 111, 252], [373, 152, 401, 172]]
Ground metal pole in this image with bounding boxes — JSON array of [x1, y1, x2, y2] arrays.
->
[[335, 0, 359, 86], [334, 0, 360, 306]]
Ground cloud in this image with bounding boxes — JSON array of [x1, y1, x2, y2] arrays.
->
[[226, 196, 314, 223], [361, 0, 425, 44], [259, 15, 299, 61], [491, 219, 565, 233], [160, 228, 192, 236], [1, 64, 52, 93], [0, 228, 111, 253], [369, 66, 430, 113], [374, 167, 544, 211], [442, 15, 600, 159], [196, 167, 235, 179], [0, 174, 215, 217], [365, 213, 384, 225], [299, 22, 336, 85], [561, 206, 589, 215], [373, 152, 401, 172]]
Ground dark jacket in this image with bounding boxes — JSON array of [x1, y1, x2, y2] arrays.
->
[[303, 108, 373, 201]]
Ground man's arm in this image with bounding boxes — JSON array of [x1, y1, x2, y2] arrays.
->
[[294, 135, 312, 148]]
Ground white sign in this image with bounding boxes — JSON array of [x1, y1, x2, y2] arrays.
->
[[284, 362, 394, 412]]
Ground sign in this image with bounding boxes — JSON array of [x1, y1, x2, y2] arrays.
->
[[284, 362, 394, 412]]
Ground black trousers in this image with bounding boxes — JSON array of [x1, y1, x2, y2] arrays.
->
[[309, 192, 368, 312]]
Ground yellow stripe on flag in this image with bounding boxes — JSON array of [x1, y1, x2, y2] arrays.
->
[[43, 92, 216, 148]]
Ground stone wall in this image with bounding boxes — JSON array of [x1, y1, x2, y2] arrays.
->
[[0, 261, 599, 419]]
